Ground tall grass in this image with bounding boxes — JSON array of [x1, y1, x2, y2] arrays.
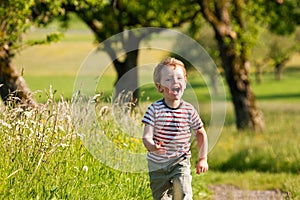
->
[[0, 93, 151, 199]]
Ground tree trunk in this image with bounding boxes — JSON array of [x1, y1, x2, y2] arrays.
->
[[103, 32, 140, 106], [274, 56, 289, 81], [0, 44, 37, 107], [73, 6, 141, 106], [275, 62, 286, 81], [112, 49, 139, 106], [198, 0, 264, 131], [216, 32, 263, 132], [221, 47, 263, 131], [255, 63, 263, 84]]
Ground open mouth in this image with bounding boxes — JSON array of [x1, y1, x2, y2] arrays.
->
[[170, 87, 181, 94]]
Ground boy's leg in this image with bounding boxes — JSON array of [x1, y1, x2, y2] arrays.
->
[[148, 160, 172, 200], [147, 157, 192, 199], [170, 157, 193, 200], [149, 174, 172, 200], [172, 174, 192, 200]]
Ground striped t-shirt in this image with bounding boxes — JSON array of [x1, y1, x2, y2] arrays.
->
[[142, 99, 203, 163]]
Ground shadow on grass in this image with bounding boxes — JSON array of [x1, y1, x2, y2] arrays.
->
[[217, 147, 300, 173], [256, 93, 300, 101], [284, 65, 300, 74]]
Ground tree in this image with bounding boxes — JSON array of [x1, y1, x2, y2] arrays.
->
[[196, 0, 300, 131], [251, 0, 300, 81], [252, 28, 300, 82], [0, 0, 37, 106], [62, 0, 200, 103], [0, 0, 62, 107], [267, 29, 300, 81], [197, 0, 265, 131]]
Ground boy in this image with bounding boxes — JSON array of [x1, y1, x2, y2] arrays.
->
[[142, 57, 208, 200]]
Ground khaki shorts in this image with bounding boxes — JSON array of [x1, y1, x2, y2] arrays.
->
[[148, 155, 192, 200]]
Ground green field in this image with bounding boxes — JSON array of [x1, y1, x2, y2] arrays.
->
[[2, 21, 300, 199]]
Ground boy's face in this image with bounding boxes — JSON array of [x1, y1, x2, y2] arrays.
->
[[157, 65, 186, 101]]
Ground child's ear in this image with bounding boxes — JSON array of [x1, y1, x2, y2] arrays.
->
[[155, 83, 164, 93]]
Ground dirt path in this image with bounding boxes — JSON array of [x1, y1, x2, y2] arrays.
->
[[208, 184, 290, 200]]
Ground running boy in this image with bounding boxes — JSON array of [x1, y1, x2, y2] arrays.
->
[[142, 57, 208, 200]]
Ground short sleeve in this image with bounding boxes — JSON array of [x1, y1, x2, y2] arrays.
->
[[190, 108, 203, 130], [142, 104, 155, 127]]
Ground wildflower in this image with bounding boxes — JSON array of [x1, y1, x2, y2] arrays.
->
[[77, 133, 85, 138], [82, 165, 88, 172], [29, 128, 34, 134], [60, 143, 69, 148], [57, 125, 65, 132], [66, 115, 72, 123], [24, 111, 32, 118], [0, 120, 12, 129]]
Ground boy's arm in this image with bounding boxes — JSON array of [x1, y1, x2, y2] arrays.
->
[[195, 127, 209, 174], [142, 124, 166, 154]]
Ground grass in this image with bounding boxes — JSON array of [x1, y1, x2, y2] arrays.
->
[[206, 102, 300, 173], [252, 68, 300, 102], [190, 100, 300, 199], [1, 93, 300, 199]]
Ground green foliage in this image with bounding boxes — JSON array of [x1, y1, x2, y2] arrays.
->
[[194, 0, 300, 61], [25, 32, 64, 46], [250, 0, 300, 35], [0, 0, 34, 48], [265, 0, 300, 35], [251, 33, 300, 81], [57, 0, 201, 55], [0, 0, 67, 51], [267, 29, 300, 65]]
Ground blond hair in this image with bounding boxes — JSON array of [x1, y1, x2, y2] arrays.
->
[[153, 57, 187, 84]]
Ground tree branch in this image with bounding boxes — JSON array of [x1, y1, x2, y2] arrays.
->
[[198, 0, 237, 39]]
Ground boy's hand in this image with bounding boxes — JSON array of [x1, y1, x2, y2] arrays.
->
[[152, 141, 166, 155], [196, 157, 208, 174]]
